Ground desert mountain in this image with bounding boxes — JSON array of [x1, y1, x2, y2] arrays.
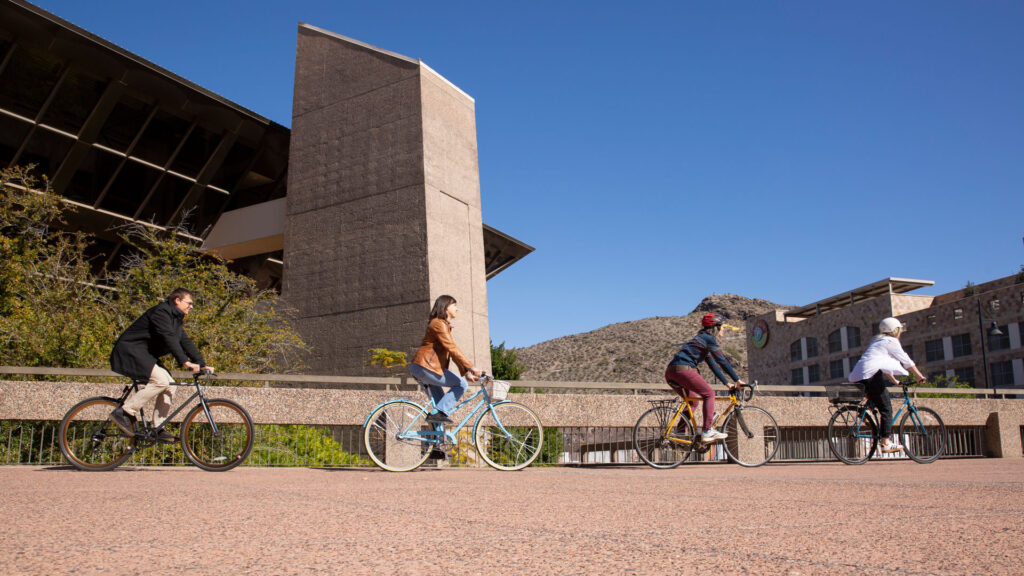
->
[[515, 294, 786, 384]]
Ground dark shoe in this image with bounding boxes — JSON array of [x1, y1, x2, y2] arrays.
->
[[428, 449, 447, 460], [109, 408, 136, 435], [426, 411, 453, 424], [155, 429, 176, 444]]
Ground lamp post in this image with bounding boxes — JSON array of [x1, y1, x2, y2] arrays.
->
[[977, 298, 1005, 391]]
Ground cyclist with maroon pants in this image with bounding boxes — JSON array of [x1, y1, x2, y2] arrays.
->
[[664, 313, 744, 442]]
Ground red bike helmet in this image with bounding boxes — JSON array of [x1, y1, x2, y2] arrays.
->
[[701, 312, 723, 327]]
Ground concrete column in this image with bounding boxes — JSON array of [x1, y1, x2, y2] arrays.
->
[[284, 25, 491, 375]]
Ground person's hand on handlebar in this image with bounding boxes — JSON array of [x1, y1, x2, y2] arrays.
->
[[732, 379, 746, 389], [466, 368, 483, 382]]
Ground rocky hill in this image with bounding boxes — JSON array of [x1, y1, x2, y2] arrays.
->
[[516, 294, 785, 384]]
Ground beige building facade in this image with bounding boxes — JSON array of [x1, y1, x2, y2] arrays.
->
[[747, 275, 1024, 389]]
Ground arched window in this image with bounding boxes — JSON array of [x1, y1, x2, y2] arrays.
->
[[806, 337, 819, 358], [790, 340, 802, 362], [846, 326, 861, 348], [828, 329, 842, 353]]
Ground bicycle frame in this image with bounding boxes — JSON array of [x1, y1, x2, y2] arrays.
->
[[846, 386, 930, 440], [362, 382, 509, 446], [119, 374, 217, 441], [663, 393, 740, 447]]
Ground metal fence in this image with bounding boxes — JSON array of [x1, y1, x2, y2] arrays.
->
[[1, 419, 988, 468]]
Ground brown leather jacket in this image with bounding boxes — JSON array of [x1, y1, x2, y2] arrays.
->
[[412, 318, 474, 376]]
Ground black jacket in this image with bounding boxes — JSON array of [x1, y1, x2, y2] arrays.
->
[[109, 300, 205, 380]]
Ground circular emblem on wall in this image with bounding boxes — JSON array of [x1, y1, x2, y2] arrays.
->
[[752, 319, 769, 349]]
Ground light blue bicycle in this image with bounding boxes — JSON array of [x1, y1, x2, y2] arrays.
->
[[363, 374, 544, 472]]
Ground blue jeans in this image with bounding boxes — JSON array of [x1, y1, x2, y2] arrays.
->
[[409, 363, 468, 416]]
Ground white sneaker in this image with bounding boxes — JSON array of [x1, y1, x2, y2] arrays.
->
[[701, 428, 727, 442], [880, 442, 903, 454]]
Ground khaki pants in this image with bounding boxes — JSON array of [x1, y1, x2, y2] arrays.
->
[[122, 365, 176, 427]]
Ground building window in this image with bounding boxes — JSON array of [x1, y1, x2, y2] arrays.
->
[[925, 339, 944, 362], [807, 364, 821, 383], [951, 333, 972, 358], [848, 355, 861, 372], [791, 368, 804, 385], [903, 345, 914, 363], [830, 359, 845, 379], [991, 361, 1014, 387], [806, 337, 819, 358], [990, 326, 1010, 351], [953, 308, 963, 320], [790, 340, 802, 362], [828, 329, 842, 353], [927, 315, 937, 327], [954, 366, 975, 387], [846, 326, 861, 348]]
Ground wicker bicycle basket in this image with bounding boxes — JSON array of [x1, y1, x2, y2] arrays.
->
[[484, 378, 511, 401], [825, 383, 865, 404]]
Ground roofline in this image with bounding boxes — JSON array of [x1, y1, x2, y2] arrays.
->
[[297, 22, 418, 65], [10, 0, 281, 128], [784, 277, 935, 319]]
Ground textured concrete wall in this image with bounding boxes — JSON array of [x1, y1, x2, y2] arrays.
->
[[4, 380, 1022, 457], [284, 26, 491, 375]]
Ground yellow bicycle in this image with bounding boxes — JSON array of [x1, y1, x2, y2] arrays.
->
[[632, 382, 780, 468]]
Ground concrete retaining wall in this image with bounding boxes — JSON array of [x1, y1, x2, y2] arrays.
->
[[3, 380, 1022, 457]]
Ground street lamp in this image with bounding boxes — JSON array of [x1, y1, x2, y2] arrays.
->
[[978, 299, 1005, 390]]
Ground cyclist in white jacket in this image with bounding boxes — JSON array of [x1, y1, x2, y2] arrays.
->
[[848, 317, 927, 453]]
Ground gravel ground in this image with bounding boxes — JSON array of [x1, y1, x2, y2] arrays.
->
[[1, 459, 1022, 575]]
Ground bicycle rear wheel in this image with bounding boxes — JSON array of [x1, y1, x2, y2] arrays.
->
[[181, 399, 254, 472], [722, 406, 780, 467], [900, 406, 946, 464], [474, 402, 543, 471], [632, 405, 695, 469], [363, 400, 433, 472], [827, 405, 877, 465], [59, 397, 135, 471]]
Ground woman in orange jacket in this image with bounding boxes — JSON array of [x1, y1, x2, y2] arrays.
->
[[410, 295, 483, 424]]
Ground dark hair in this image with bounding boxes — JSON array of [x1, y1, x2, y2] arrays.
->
[[429, 295, 457, 321], [166, 288, 194, 304]]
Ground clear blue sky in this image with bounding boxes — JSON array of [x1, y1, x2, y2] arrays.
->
[[33, 0, 1024, 348]]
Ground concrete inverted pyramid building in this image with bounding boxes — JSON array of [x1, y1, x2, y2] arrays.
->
[[285, 24, 494, 375]]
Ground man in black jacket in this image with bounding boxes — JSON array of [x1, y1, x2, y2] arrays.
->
[[108, 288, 214, 438]]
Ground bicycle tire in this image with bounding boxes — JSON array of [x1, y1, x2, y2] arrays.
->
[[474, 401, 543, 471], [900, 406, 946, 464], [632, 405, 695, 469], [58, 397, 135, 471], [722, 405, 780, 467], [180, 399, 254, 472], [363, 400, 433, 472], [827, 405, 877, 465]]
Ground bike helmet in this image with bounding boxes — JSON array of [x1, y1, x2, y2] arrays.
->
[[701, 312, 724, 328]]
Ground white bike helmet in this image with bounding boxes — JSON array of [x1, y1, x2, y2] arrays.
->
[[879, 317, 905, 334]]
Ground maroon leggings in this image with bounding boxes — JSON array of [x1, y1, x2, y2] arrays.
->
[[665, 367, 716, 431]]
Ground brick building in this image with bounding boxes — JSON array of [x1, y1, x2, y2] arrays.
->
[[747, 274, 1024, 389]]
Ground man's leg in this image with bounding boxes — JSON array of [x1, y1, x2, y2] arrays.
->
[[122, 365, 174, 422]]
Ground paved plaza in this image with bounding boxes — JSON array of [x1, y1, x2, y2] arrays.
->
[[1, 459, 1022, 575]]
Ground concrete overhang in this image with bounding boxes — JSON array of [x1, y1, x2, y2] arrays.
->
[[202, 199, 533, 278], [784, 277, 935, 319]]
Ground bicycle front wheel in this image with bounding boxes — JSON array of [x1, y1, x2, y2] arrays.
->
[[722, 406, 780, 467], [474, 402, 543, 471], [364, 400, 433, 472], [827, 405, 877, 465], [900, 406, 946, 464], [59, 397, 135, 471], [632, 405, 695, 469], [181, 399, 254, 472]]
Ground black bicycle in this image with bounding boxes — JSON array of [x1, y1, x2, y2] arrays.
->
[[58, 370, 254, 472]]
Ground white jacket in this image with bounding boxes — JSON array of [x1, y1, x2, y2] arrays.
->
[[848, 335, 915, 382]]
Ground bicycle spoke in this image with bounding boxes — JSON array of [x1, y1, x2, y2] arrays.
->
[[363, 401, 432, 472], [632, 405, 693, 469], [475, 402, 543, 471]]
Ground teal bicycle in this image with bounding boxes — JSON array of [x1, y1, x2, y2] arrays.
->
[[826, 382, 946, 464], [363, 374, 544, 472]]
